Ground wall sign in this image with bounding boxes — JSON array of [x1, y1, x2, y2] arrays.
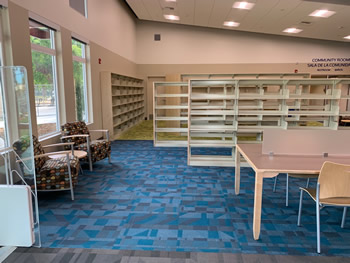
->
[[308, 58, 350, 72]]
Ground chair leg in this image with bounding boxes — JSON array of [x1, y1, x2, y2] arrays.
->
[[341, 207, 347, 229], [297, 189, 303, 226], [306, 178, 310, 188], [316, 184, 321, 254], [67, 154, 74, 201], [89, 158, 93, 171], [108, 153, 112, 164], [273, 175, 277, 192], [286, 174, 289, 207], [87, 137, 93, 171]]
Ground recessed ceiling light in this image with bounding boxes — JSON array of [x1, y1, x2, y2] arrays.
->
[[164, 14, 180, 21], [165, 0, 176, 2], [223, 21, 240, 27], [344, 35, 350, 40], [309, 9, 335, 18], [283, 28, 303, 34], [233, 1, 255, 10]]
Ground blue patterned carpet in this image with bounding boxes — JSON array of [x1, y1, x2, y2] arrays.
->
[[38, 140, 350, 256]]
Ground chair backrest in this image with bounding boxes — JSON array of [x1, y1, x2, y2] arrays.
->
[[61, 121, 90, 145], [319, 161, 350, 199], [32, 135, 47, 172]]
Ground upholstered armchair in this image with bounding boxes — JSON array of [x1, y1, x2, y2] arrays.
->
[[60, 121, 111, 171], [13, 135, 80, 200]]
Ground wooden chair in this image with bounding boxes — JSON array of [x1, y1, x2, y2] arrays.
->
[[273, 173, 319, 206], [297, 161, 350, 253], [61, 121, 111, 171]]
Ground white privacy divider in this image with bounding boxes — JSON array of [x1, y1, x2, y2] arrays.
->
[[262, 129, 350, 156]]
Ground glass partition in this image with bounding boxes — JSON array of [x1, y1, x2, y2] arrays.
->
[[0, 66, 40, 247]]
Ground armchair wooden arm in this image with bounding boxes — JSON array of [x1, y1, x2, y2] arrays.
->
[[89, 129, 110, 141], [34, 150, 72, 159], [89, 129, 109, 133], [61, 134, 90, 140], [42, 142, 75, 148]]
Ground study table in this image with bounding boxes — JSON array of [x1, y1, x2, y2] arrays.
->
[[234, 143, 350, 240]]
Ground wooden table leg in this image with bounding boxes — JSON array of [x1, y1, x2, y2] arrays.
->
[[253, 171, 263, 240], [235, 147, 241, 195]]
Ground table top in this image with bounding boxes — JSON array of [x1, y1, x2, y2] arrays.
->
[[48, 150, 87, 160], [237, 144, 350, 174]]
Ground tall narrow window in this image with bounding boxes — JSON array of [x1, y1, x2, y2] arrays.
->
[[30, 20, 59, 138], [72, 38, 88, 122]]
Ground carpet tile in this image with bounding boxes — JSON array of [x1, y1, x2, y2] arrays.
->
[[37, 140, 350, 256]]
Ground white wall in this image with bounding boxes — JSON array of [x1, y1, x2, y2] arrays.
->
[[11, 0, 137, 62], [136, 21, 350, 64]]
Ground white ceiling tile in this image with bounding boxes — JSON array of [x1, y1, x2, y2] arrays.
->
[[126, 0, 151, 20], [126, 0, 350, 42], [208, 0, 235, 28], [177, 0, 195, 24], [142, 0, 164, 21], [194, 0, 215, 26]]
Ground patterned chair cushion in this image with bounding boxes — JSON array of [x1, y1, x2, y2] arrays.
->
[[37, 155, 80, 190], [61, 121, 111, 165], [61, 121, 90, 146], [32, 135, 48, 173], [76, 140, 111, 163]]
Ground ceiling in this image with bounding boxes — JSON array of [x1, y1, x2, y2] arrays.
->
[[124, 0, 350, 43]]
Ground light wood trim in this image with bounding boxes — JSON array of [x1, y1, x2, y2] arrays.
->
[[319, 161, 350, 199], [34, 151, 71, 159], [89, 129, 109, 133], [61, 134, 90, 139], [235, 146, 241, 195], [253, 172, 263, 240], [42, 142, 74, 148]]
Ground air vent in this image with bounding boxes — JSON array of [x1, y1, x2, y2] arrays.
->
[[154, 34, 161, 41]]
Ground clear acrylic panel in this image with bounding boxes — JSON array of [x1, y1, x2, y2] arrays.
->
[[0, 66, 40, 247]]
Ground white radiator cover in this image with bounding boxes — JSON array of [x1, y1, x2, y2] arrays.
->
[[0, 185, 35, 247]]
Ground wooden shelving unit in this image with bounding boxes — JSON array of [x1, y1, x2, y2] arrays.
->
[[101, 72, 145, 140]]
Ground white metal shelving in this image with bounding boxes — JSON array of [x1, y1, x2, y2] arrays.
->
[[153, 82, 189, 147], [153, 76, 350, 167]]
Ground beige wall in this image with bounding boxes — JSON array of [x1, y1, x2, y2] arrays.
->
[[6, 1, 138, 146], [136, 21, 350, 118], [136, 21, 350, 65], [10, 0, 137, 62]]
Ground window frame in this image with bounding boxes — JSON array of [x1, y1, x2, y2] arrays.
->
[[30, 20, 61, 139], [72, 37, 89, 123]]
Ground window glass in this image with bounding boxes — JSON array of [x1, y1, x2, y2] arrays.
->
[[30, 21, 59, 137], [29, 20, 53, 49], [72, 38, 88, 122]]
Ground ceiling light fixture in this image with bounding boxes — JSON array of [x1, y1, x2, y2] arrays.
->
[[283, 27, 303, 34], [309, 9, 335, 18], [344, 35, 350, 40], [164, 14, 180, 21], [165, 0, 177, 2], [233, 1, 255, 10], [223, 21, 240, 27]]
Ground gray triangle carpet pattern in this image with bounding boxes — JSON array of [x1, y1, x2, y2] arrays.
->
[[37, 140, 350, 256]]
